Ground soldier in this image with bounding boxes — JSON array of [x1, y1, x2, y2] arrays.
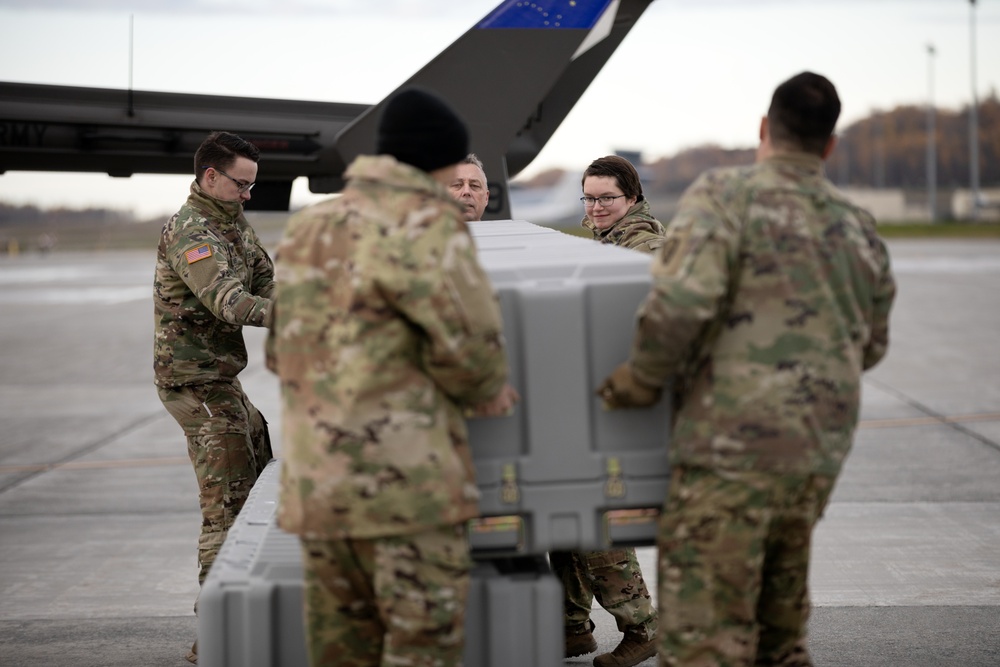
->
[[267, 87, 518, 667], [552, 549, 658, 667], [550, 154, 662, 667], [580, 155, 665, 253], [448, 153, 491, 222], [448, 152, 662, 667], [598, 72, 896, 666], [153, 130, 275, 664]]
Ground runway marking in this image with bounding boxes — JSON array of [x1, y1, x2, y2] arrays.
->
[[857, 412, 1000, 430], [4, 412, 1000, 475], [0, 456, 189, 474]]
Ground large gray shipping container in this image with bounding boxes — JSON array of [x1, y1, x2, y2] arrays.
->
[[198, 459, 564, 667], [467, 220, 671, 556], [198, 221, 673, 666]]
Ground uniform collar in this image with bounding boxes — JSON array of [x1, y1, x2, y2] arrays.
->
[[581, 198, 652, 238], [187, 180, 246, 224], [347, 155, 449, 196], [763, 151, 826, 175]]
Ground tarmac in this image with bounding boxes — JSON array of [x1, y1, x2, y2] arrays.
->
[[1, 236, 998, 667]]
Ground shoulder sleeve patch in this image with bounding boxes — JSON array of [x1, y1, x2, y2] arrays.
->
[[657, 226, 693, 276], [184, 243, 213, 264]]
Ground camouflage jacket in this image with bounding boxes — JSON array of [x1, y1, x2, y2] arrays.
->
[[581, 198, 666, 253], [153, 181, 275, 388], [267, 155, 509, 539], [628, 152, 896, 477]]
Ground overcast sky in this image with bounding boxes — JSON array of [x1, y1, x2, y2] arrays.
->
[[0, 0, 997, 218]]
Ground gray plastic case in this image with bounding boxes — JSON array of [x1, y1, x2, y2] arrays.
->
[[198, 221, 671, 666], [198, 459, 563, 667], [464, 560, 563, 666], [197, 460, 307, 667], [466, 221, 671, 555]]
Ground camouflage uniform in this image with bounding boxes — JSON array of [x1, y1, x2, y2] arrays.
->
[[267, 155, 509, 667], [551, 549, 657, 640], [625, 152, 896, 666], [154, 180, 275, 587], [555, 201, 662, 651], [581, 198, 666, 253]]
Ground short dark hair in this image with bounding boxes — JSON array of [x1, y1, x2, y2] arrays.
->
[[767, 71, 841, 156], [194, 131, 260, 181], [581, 155, 644, 202]]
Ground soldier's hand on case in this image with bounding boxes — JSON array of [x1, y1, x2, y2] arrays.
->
[[469, 383, 520, 418], [597, 362, 661, 409]]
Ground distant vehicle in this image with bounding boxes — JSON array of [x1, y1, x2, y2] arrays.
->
[[0, 0, 656, 217]]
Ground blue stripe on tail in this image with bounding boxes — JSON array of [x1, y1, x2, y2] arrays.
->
[[476, 0, 613, 29]]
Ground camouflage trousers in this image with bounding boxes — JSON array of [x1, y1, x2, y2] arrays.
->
[[657, 466, 835, 667], [299, 523, 473, 667], [157, 379, 272, 587], [550, 547, 657, 640]]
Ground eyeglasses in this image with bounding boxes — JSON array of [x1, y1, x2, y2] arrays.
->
[[202, 165, 255, 193], [580, 195, 627, 207]]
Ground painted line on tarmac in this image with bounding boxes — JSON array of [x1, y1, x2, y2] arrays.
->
[[859, 412, 1000, 430], [5, 411, 1000, 475], [4, 414, 1000, 474], [864, 377, 1000, 454], [0, 412, 169, 494], [0, 456, 189, 474]]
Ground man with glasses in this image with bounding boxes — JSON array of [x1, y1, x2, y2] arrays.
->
[[153, 130, 275, 664]]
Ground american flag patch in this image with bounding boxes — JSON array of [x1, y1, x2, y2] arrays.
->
[[185, 243, 212, 264]]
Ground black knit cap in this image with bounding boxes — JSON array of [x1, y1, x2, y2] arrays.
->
[[376, 87, 469, 173]]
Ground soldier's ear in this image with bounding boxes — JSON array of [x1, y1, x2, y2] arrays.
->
[[821, 135, 837, 160]]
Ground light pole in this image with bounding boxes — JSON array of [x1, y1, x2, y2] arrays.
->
[[927, 43, 936, 222], [969, 0, 980, 219]]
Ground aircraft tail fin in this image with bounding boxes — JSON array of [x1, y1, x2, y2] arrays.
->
[[332, 0, 655, 219]]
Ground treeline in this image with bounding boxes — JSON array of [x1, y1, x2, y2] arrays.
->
[[0, 203, 162, 252], [523, 94, 1000, 194], [0, 203, 138, 227], [826, 94, 1000, 189], [644, 146, 755, 194]]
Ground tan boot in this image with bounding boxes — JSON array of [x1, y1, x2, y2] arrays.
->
[[565, 619, 598, 657], [592, 629, 656, 667], [185, 639, 197, 664]]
